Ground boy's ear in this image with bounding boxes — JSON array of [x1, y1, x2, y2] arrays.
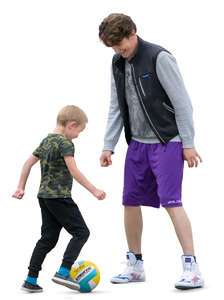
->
[[69, 121, 78, 128]]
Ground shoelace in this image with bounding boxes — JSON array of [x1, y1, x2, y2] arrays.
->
[[118, 261, 133, 276], [181, 270, 194, 281], [180, 263, 194, 281]]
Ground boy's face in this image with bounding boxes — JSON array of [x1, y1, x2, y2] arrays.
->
[[111, 31, 138, 61], [65, 122, 86, 139]]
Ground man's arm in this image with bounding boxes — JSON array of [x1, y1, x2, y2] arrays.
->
[[156, 51, 195, 148], [100, 66, 124, 167], [12, 154, 39, 199], [103, 66, 124, 152], [156, 51, 202, 167]]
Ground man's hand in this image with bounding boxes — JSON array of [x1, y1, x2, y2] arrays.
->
[[12, 188, 25, 199], [100, 150, 112, 167], [183, 148, 203, 168], [92, 189, 106, 200]]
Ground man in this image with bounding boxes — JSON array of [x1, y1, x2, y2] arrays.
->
[[99, 13, 204, 290]]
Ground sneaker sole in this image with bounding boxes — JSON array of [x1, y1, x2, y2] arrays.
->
[[111, 279, 145, 284], [52, 277, 80, 291], [175, 284, 204, 290], [111, 280, 129, 284], [21, 287, 43, 293]]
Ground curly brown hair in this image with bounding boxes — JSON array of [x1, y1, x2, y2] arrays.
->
[[99, 13, 137, 47]]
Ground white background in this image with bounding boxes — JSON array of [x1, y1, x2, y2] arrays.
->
[[0, 0, 223, 299]]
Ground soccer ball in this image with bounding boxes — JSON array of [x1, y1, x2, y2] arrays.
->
[[70, 261, 100, 292]]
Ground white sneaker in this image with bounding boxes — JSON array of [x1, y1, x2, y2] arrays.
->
[[110, 252, 146, 284], [175, 255, 204, 290]]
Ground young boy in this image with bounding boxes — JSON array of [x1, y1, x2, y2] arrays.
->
[[12, 105, 106, 293]]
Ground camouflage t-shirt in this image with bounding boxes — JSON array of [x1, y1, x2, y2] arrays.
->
[[33, 133, 75, 199]]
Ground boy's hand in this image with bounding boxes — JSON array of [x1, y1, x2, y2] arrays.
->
[[92, 189, 106, 200], [12, 189, 25, 199], [100, 151, 112, 167], [183, 148, 203, 168]]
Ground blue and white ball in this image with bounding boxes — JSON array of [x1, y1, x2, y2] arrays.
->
[[70, 261, 100, 292]]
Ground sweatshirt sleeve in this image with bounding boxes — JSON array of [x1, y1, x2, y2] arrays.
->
[[156, 51, 195, 148], [103, 66, 124, 153]]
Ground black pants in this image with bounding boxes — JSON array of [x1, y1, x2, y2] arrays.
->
[[28, 197, 90, 278]]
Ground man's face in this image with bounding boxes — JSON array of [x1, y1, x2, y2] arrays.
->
[[112, 31, 137, 61]]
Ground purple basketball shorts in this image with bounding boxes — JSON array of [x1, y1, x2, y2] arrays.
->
[[122, 139, 184, 208]]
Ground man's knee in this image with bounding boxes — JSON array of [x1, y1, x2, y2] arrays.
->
[[164, 206, 184, 217]]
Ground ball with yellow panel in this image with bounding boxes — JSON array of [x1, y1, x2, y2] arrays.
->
[[70, 261, 100, 293]]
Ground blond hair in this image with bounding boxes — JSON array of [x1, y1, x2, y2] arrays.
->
[[57, 105, 88, 127]]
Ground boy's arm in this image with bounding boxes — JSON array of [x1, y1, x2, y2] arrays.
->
[[64, 156, 105, 200], [12, 154, 39, 199]]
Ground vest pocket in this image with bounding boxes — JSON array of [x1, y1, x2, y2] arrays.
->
[[138, 73, 153, 97], [162, 102, 175, 114], [138, 77, 146, 97]]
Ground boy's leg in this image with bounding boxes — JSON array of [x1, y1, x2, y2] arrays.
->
[[60, 201, 90, 270], [23, 198, 62, 292], [43, 198, 90, 271], [165, 206, 194, 255], [44, 198, 89, 290], [28, 198, 62, 278]]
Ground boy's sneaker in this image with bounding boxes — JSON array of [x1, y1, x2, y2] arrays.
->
[[175, 255, 204, 290], [21, 281, 43, 293], [52, 273, 80, 291], [110, 251, 146, 284]]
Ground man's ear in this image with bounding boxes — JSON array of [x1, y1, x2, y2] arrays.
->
[[130, 29, 136, 37]]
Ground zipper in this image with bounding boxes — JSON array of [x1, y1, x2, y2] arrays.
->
[[162, 102, 175, 114], [130, 64, 166, 145], [138, 77, 146, 97]]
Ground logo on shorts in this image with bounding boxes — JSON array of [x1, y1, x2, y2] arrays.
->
[[167, 200, 182, 204]]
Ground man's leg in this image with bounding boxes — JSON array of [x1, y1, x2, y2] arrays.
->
[[165, 205, 204, 289], [149, 142, 194, 254], [165, 206, 194, 255], [122, 141, 159, 255], [150, 142, 204, 289], [124, 206, 143, 254], [110, 205, 145, 283], [111, 140, 156, 284]]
